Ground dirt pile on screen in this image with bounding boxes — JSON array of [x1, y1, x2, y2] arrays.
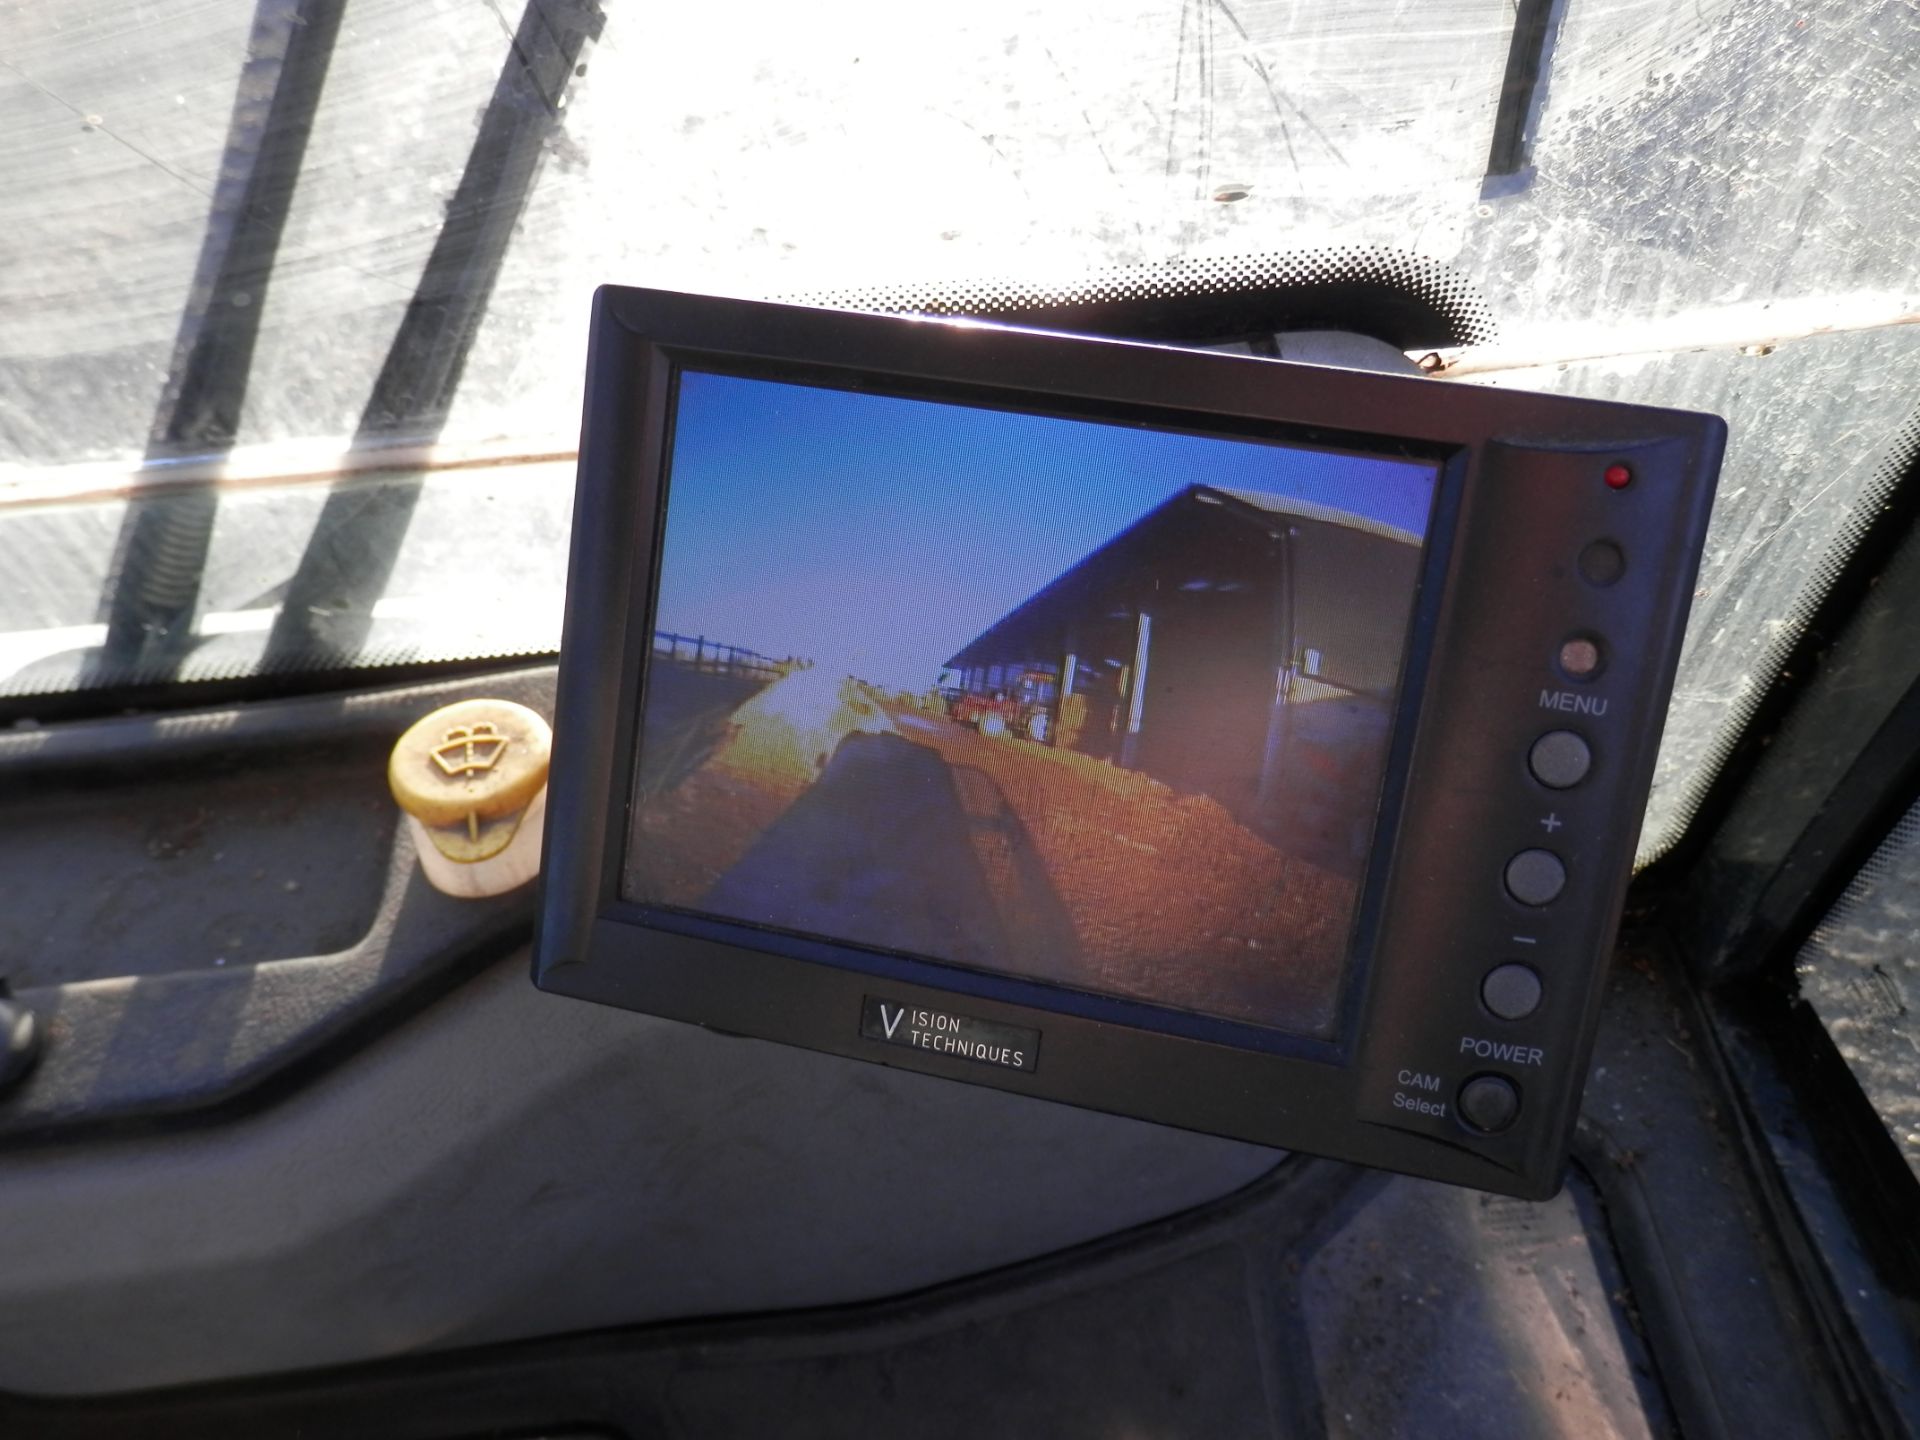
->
[[632, 668, 892, 902], [630, 679, 1355, 1033]]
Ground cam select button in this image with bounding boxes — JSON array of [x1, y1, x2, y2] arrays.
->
[[1459, 1074, 1522, 1134]]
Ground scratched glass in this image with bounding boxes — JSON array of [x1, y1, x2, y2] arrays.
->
[[0, 0, 1915, 867], [1796, 800, 1920, 1184]]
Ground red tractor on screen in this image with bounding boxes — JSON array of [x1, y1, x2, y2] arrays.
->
[[949, 670, 1058, 743]]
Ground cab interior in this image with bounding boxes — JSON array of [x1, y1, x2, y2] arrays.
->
[[0, 2, 1917, 1436]]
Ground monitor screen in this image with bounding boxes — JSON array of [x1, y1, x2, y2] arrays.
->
[[623, 368, 1440, 1037]]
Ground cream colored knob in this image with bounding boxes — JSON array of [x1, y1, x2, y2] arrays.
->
[[389, 698, 551, 897]]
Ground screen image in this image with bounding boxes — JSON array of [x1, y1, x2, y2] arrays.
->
[[624, 370, 1438, 1035]]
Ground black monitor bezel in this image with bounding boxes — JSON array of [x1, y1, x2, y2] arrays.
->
[[535, 286, 1722, 1199]]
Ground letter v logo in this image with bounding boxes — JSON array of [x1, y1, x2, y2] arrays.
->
[[880, 1004, 905, 1039]]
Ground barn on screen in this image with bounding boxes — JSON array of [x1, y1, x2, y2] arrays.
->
[[944, 484, 1422, 877]]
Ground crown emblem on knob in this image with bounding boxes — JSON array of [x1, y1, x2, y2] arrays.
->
[[430, 722, 509, 779]]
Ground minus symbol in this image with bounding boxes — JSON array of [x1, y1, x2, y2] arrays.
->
[[1512, 936, 1538, 945]]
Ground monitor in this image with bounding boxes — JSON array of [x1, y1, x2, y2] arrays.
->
[[535, 287, 1724, 1199]]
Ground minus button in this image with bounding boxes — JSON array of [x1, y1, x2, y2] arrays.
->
[[1505, 849, 1567, 907]]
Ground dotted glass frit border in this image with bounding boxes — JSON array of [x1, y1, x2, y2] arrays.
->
[[790, 247, 1498, 349]]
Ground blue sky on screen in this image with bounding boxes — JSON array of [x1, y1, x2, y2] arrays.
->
[[652, 371, 1436, 692]]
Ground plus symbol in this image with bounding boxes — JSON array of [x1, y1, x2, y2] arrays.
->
[[1540, 813, 1564, 834]]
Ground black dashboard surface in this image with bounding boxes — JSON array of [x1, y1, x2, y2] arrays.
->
[[0, 666, 1860, 1437]]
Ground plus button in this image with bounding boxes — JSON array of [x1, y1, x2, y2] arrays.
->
[[1540, 813, 1564, 834]]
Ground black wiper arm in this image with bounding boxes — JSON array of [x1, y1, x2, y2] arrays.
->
[[98, 0, 348, 679], [262, 0, 604, 673]]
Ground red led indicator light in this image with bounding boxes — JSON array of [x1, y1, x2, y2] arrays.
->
[[1604, 463, 1633, 490]]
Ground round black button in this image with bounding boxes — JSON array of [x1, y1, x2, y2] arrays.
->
[[1459, 1074, 1521, 1134], [1505, 849, 1566, 906], [1579, 540, 1626, 587], [1482, 964, 1543, 1021], [1529, 731, 1592, 789]]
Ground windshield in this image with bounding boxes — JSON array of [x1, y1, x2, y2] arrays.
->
[[1, 0, 1915, 864]]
